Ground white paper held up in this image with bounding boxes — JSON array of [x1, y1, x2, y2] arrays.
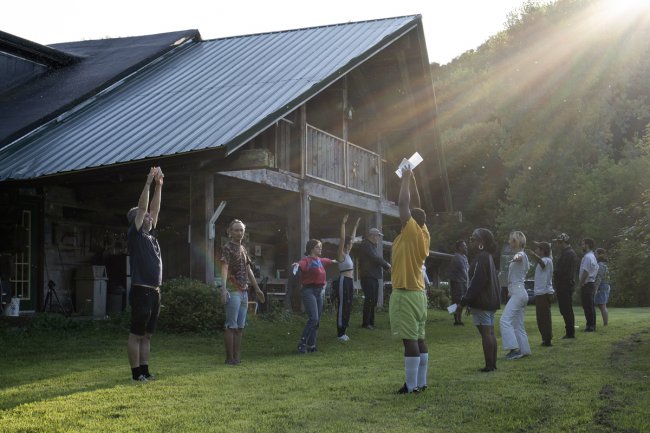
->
[[447, 303, 458, 314], [395, 152, 424, 178]]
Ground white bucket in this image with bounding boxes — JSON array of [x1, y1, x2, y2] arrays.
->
[[4, 297, 20, 317]]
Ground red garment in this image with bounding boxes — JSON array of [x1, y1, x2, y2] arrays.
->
[[298, 256, 334, 286]]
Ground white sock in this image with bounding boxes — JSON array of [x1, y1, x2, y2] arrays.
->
[[404, 357, 420, 391], [417, 353, 428, 388]]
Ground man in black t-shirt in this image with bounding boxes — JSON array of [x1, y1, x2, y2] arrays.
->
[[126, 167, 163, 382]]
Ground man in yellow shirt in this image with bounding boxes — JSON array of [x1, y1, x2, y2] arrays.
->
[[390, 167, 431, 394]]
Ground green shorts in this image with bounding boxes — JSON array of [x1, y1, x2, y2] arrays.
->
[[389, 288, 427, 340]]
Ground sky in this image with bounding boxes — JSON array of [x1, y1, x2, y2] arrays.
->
[[2, 0, 536, 65]]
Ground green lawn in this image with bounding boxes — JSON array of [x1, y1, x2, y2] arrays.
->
[[1, 307, 649, 433]]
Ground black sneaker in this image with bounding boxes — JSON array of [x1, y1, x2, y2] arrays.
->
[[541, 341, 553, 347], [307, 346, 318, 353], [396, 383, 420, 394], [561, 335, 575, 339], [133, 374, 148, 382]]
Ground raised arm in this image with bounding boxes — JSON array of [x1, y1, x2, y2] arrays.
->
[[398, 168, 413, 226], [410, 171, 421, 209], [351, 217, 360, 242], [149, 167, 163, 229], [338, 214, 348, 261], [134, 167, 157, 230]]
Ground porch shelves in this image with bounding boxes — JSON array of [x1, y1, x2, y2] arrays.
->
[[306, 124, 381, 197]]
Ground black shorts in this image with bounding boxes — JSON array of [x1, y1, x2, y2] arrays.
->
[[129, 285, 161, 336]]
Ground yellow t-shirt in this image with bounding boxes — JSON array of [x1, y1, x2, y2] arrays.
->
[[391, 217, 430, 291]]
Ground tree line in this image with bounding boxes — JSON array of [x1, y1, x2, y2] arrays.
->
[[431, 0, 650, 306]]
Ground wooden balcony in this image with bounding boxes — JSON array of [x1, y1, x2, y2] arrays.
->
[[306, 124, 381, 197]]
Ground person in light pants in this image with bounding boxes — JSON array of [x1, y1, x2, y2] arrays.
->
[[500, 231, 531, 360]]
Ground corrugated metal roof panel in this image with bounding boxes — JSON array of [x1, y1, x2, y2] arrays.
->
[[0, 15, 422, 180]]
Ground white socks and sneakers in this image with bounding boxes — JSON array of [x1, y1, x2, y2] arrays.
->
[[403, 353, 428, 393]]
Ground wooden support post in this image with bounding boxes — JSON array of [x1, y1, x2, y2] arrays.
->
[[287, 189, 310, 312], [374, 211, 386, 307], [189, 173, 215, 284]]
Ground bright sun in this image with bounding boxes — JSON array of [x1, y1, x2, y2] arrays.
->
[[600, 0, 650, 15]]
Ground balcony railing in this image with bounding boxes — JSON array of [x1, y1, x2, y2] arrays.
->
[[306, 124, 381, 197]]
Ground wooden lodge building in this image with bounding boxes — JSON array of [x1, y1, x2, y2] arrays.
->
[[0, 16, 453, 315]]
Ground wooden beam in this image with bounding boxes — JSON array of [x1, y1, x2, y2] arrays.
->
[[218, 169, 300, 193], [303, 179, 399, 218], [189, 173, 214, 284]]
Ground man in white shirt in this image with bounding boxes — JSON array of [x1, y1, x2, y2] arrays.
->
[[579, 238, 599, 332]]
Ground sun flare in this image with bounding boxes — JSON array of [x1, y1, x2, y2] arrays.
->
[[598, 0, 650, 16]]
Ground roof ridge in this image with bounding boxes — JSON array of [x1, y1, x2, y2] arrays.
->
[[202, 14, 420, 43]]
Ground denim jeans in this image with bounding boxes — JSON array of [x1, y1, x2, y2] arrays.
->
[[300, 286, 324, 347]]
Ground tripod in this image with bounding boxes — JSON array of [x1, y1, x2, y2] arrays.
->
[[43, 280, 69, 316]]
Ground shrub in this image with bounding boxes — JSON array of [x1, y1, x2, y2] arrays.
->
[[158, 277, 225, 333], [609, 239, 650, 307], [428, 281, 451, 310]]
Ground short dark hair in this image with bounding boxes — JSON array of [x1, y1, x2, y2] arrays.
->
[[536, 242, 551, 257], [455, 240, 466, 250], [411, 208, 426, 227], [583, 238, 595, 250], [596, 247, 607, 261], [305, 239, 321, 256]]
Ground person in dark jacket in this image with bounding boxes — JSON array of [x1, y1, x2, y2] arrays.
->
[[449, 240, 469, 326], [460, 228, 501, 372], [552, 233, 578, 339], [357, 227, 391, 329]]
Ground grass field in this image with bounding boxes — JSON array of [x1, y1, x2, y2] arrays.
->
[[1, 307, 649, 433]]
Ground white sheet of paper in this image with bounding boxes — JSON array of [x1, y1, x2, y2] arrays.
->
[[447, 303, 458, 314], [395, 152, 424, 177]]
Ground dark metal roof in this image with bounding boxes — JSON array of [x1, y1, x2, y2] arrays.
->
[[0, 30, 80, 68], [0, 15, 423, 181], [0, 30, 201, 148]]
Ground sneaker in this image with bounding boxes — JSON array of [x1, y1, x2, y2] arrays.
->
[[338, 335, 350, 342], [396, 383, 420, 394], [143, 373, 156, 380], [506, 349, 523, 360], [363, 325, 375, 330], [297, 343, 306, 354], [133, 374, 148, 382], [561, 335, 576, 339], [479, 367, 496, 372], [453, 322, 465, 326], [541, 341, 552, 347], [418, 385, 428, 391], [307, 346, 318, 353]]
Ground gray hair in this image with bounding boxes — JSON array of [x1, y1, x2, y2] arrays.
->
[[127, 207, 139, 225]]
